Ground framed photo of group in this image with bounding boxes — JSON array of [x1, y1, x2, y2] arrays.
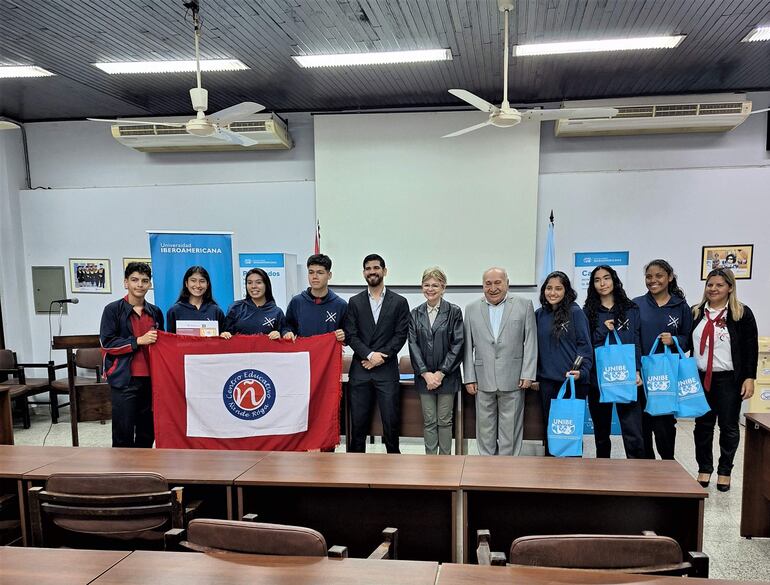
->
[[701, 244, 753, 280], [69, 258, 111, 293]]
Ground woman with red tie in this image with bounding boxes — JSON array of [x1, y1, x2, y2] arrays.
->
[[691, 268, 758, 492]]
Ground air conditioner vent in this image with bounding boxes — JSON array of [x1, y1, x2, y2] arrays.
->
[[109, 113, 292, 152], [555, 94, 751, 137]]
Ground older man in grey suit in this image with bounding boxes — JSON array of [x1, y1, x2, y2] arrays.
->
[[463, 267, 537, 456]]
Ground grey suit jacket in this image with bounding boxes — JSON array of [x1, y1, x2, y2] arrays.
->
[[462, 294, 538, 392]]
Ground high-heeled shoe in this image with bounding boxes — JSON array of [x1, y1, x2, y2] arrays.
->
[[716, 475, 731, 492], [697, 473, 711, 488]]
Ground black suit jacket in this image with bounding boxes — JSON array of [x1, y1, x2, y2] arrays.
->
[[344, 289, 410, 381], [408, 300, 464, 394]]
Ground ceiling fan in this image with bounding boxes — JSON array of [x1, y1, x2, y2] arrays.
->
[[444, 0, 619, 138], [88, 1, 263, 147]]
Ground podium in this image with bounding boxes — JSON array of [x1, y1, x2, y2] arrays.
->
[[52, 335, 111, 446]]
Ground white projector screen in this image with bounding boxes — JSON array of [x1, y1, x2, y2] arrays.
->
[[314, 112, 540, 286]]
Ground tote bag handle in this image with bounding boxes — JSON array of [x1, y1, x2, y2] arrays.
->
[[557, 375, 577, 400], [648, 336, 672, 357], [603, 329, 623, 347]]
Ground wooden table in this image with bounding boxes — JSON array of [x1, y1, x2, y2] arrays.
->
[[0, 445, 80, 545], [235, 451, 464, 562], [741, 412, 770, 537], [0, 546, 130, 585], [460, 456, 707, 562], [436, 563, 761, 585], [91, 550, 439, 585], [0, 384, 16, 445], [23, 446, 270, 527]]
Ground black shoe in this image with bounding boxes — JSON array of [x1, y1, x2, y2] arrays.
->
[[697, 473, 711, 488], [716, 475, 731, 492]]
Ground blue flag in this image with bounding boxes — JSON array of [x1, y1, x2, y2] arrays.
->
[[540, 220, 556, 282]]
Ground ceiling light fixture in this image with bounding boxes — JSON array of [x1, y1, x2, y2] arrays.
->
[[742, 26, 770, 42], [292, 48, 452, 68], [513, 35, 686, 56], [0, 65, 55, 78], [93, 59, 248, 74]]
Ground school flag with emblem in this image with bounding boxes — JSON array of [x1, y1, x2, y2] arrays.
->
[[150, 331, 342, 450]]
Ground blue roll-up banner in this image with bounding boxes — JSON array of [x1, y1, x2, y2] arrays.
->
[[148, 231, 234, 318]]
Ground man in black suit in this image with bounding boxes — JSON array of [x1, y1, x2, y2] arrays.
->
[[344, 254, 410, 453]]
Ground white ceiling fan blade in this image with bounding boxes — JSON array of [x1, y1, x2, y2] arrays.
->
[[87, 117, 186, 127], [749, 107, 769, 115], [442, 119, 493, 138], [448, 89, 499, 114], [519, 107, 619, 122], [207, 102, 265, 126], [213, 127, 258, 146]]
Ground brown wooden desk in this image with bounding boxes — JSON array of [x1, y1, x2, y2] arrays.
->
[[0, 547, 130, 585], [0, 445, 80, 545], [0, 384, 16, 445], [23, 447, 270, 525], [741, 412, 770, 537], [436, 563, 760, 585], [91, 550, 439, 585], [460, 456, 707, 562], [235, 451, 464, 562]]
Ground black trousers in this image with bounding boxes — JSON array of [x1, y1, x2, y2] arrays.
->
[[111, 376, 154, 448], [638, 387, 677, 459], [348, 377, 401, 453], [587, 384, 645, 459], [694, 371, 742, 476]]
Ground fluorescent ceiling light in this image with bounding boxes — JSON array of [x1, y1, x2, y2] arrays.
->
[[0, 65, 55, 78], [93, 59, 248, 74], [742, 26, 770, 42], [513, 35, 686, 56], [292, 49, 452, 68]]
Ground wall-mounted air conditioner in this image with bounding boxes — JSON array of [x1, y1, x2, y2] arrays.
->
[[555, 94, 751, 137], [110, 113, 292, 152]]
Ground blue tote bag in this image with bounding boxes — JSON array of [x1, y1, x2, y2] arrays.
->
[[548, 376, 585, 457], [672, 337, 711, 418], [595, 330, 637, 403], [641, 337, 679, 416]]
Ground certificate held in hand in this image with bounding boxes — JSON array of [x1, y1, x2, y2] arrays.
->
[[176, 320, 220, 337]]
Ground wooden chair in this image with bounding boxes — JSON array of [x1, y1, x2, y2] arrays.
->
[[28, 472, 199, 551], [476, 530, 709, 577], [49, 348, 103, 424], [177, 516, 398, 559], [0, 349, 64, 428]]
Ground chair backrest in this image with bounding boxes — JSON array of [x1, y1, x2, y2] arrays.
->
[[0, 349, 16, 370], [342, 354, 352, 374], [30, 472, 183, 549], [75, 348, 103, 371], [398, 355, 413, 374], [509, 534, 684, 570], [183, 518, 328, 556]]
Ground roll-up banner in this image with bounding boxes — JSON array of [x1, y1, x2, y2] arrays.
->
[[148, 231, 235, 318]]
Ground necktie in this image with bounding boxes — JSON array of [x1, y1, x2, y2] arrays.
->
[[699, 307, 726, 391]]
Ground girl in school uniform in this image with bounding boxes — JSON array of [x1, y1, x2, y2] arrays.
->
[[633, 259, 693, 460], [536, 271, 593, 455], [166, 266, 226, 334], [691, 268, 757, 492], [583, 265, 644, 459], [221, 268, 288, 339]]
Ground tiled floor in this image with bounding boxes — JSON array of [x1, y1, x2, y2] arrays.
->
[[13, 406, 770, 580]]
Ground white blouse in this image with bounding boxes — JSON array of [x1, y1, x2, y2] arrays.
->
[[692, 304, 733, 372]]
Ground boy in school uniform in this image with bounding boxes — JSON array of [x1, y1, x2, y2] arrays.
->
[[100, 261, 164, 448], [283, 254, 347, 341]]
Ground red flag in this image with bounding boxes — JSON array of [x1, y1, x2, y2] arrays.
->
[[150, 331, 342, 450]]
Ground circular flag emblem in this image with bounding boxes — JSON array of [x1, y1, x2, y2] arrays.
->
[[222, 369, 276, 421]]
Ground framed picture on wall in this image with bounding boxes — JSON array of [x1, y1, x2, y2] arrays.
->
[[701, 245, 753, 280], [122, 257, 153, 289], [69, 258, 111, 293]]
